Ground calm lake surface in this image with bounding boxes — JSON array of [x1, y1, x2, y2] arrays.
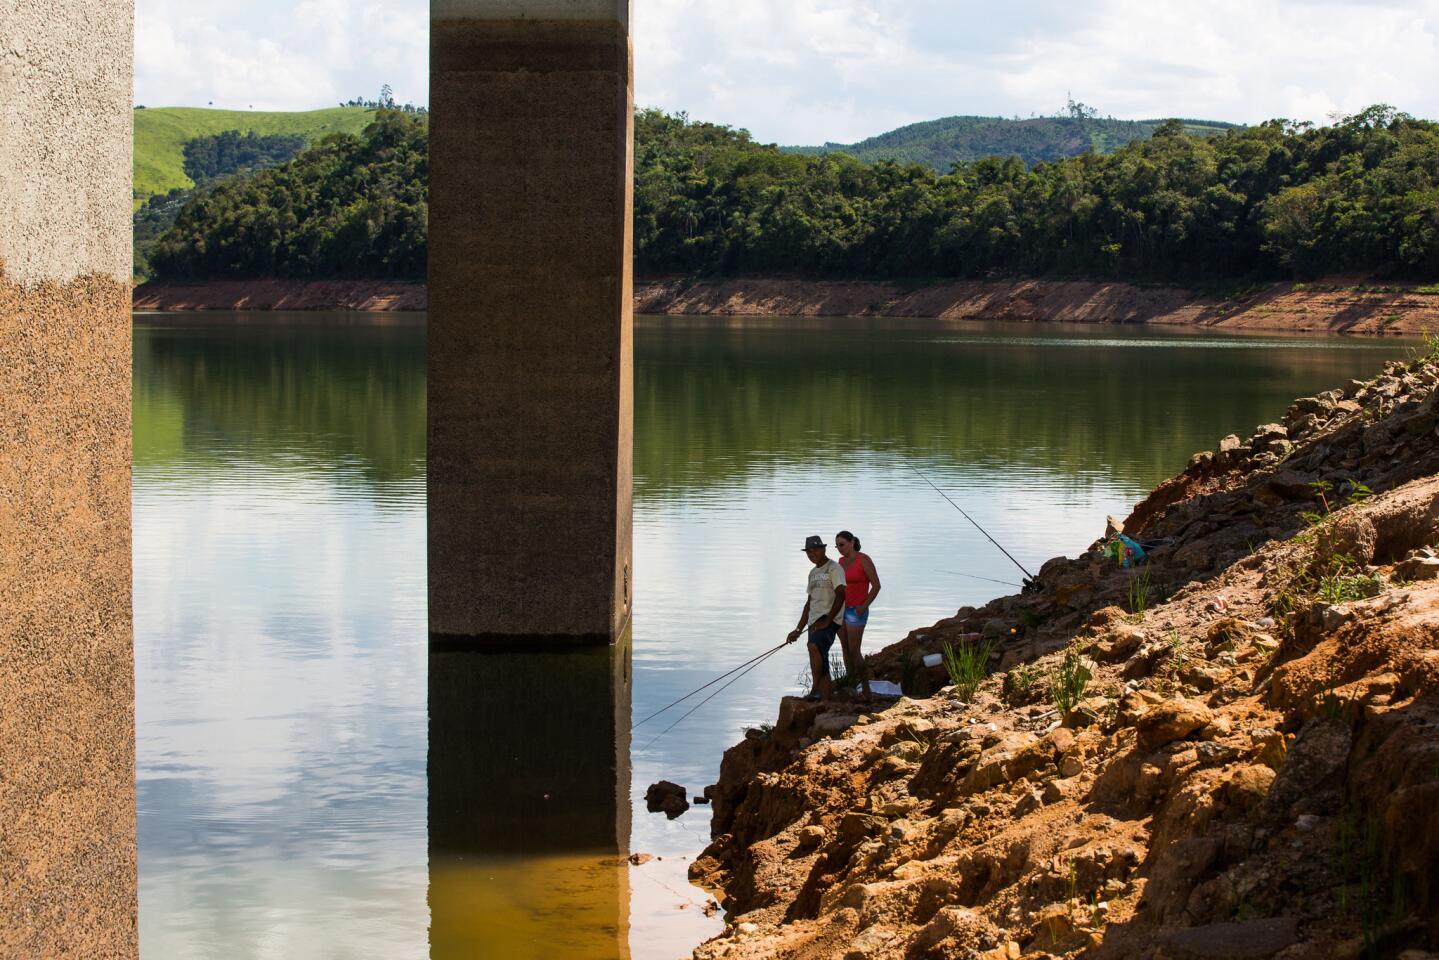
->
[[133, 313, 1412, 959]]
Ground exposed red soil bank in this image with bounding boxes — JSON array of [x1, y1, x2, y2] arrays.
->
[[637, 278, 1439, 335], [135, 277, 1439, 335], [133, 279, 426, 312]]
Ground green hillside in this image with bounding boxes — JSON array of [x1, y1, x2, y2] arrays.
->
[[133, 106, 377, 202], [784, 114, 1240, 170]]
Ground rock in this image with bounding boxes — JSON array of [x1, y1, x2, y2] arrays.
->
[[1219, 434, 1242, 453], [736, 921, 759, 935], [840, 812, 884, 840], [1315, 515, 1377, 567], [1164, 916, 1298, 959], [1260, 718, 1351, 821], [1048, 727, 1075, 756], [981, 618, 1011, 640], [960, 732, 1044, 794], [1395, 548, 1439, 581], [813, 713, 862, 737], [645, 780, 690, 819], [844, 925, 896, 959], [1262, 469, 1319, 500], [1059, 754, 1083, 778], [879, 797, 919, 818], [1136, 698, 1214, 751], [628, 852, 654, 865], [1013, 788, 1043, 817], [1094, 622, 1146, 662], [910, 906, 992, 955], [798, 825, 827, 847]]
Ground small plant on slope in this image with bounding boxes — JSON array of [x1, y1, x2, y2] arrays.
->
[[1050, 645, 1093, 717], [942, 637, 995, 701]]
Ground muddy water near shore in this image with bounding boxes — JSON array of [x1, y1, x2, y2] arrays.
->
[[131, 313, 1412, 959]]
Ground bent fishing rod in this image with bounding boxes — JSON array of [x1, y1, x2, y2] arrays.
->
[[906, 463, 1036, 583]]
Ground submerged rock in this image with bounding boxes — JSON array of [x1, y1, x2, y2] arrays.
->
[[644, 780, 690, 819]]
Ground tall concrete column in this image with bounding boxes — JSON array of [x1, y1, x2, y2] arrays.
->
[[429, 0, 634, 644], [0, 2, 137, 957]]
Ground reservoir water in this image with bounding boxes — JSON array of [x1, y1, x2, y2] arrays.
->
[[133, 313, 1411, 959]]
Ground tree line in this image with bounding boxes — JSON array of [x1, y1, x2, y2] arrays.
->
[[146, 105, 1439, 284]]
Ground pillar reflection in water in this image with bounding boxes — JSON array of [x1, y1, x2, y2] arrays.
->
[[428, 634, 633, 960]]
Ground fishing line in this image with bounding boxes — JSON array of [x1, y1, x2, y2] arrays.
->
[[642, 644, 787, 750], [906, 463, 1036, 581], [936, 568, 1024, 588], [634, 641, 789, 730]]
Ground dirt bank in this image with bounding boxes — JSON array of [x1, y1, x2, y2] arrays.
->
[[132, 279, 426, 312], [637, 278, 1439, 335], [690, 356, 1439, 958], [134, 277, 1439, 334]]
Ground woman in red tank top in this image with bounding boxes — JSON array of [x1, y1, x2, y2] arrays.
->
[[835, 530, 881, 696]]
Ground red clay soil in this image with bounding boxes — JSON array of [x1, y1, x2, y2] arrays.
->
[[132, 279, 426, 312], [636, 278, 1439, 335], [134, 276, 1439, 335]]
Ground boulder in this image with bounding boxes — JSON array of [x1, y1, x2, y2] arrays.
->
[[813, 713, 862, 738], [645, 780, 690, 819], [1136, 698, 1214, 751], [1314, 514, 1377, 568], [1395, 548, 1439, 582]]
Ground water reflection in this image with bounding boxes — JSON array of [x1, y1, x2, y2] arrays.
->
[[428, 641, 632, 959]]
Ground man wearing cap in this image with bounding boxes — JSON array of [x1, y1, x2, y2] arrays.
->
[[787, 535, 847, 701]]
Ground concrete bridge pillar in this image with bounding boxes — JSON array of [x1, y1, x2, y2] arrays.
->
[[428, 0, 635, 645], [0, 1, 137, 955]]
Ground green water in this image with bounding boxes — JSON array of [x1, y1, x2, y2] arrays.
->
[[132, 313, 1411, 959]]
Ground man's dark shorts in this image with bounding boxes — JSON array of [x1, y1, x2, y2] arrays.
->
[[808, 623, 838, 663]]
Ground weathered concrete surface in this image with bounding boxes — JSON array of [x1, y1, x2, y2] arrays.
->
[[0, 2, 136, 957], [428, 0, 634, 643]]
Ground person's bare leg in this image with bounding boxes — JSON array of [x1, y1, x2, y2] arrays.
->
[[808, 641, 833, 700], [846, 624, 872, 695], [837, 622, 854, 682]]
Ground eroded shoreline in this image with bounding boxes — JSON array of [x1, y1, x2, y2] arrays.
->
[[133, 277, 1439, 335]]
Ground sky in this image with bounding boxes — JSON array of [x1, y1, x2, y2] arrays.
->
[[135, 0, 1439, 145]]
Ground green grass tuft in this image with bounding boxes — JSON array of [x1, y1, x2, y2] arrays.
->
[[942, 637, 995, 701]]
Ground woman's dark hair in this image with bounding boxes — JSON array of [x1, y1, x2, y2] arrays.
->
[[837, 530, 861, 551]]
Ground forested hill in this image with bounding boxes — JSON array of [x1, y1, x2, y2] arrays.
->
[[134, 106, 379, 200], [783, 113, 1239, 170], [146, 105, 1439, 285]]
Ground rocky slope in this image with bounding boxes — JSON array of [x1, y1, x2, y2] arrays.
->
[[689, 354, 1439, 960]]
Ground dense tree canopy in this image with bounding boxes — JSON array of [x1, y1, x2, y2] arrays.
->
[[182, 130, 308, 184], [147, 105, 1439, 284], [149, 111, 428, 280]]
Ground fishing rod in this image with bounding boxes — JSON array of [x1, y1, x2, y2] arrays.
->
[[642, 644, 788, 750], [633, 641, 789, 730], [906, 463, 1036, 582]]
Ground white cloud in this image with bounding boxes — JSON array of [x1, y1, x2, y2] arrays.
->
[[136, 0, 1439, 141]]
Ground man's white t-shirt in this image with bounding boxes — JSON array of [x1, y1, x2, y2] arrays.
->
[[806, 559, 845, 628]]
